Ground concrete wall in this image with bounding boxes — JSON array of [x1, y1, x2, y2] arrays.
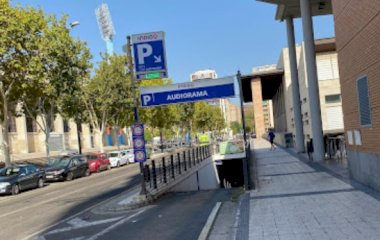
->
[[170, 161, 220, 192], [348, 150, 380, 191]]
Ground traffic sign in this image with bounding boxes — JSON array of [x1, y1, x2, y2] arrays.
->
[[132, 31, 168, 80], [139, 76, 235, 107], [132, 123, 146, 162]]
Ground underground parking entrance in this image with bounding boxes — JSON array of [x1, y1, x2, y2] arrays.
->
[[215, 159, 244, 188]]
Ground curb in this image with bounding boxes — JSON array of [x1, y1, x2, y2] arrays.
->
[[197, 202, 222, 240]]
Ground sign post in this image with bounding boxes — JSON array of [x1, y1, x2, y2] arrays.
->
[[126, 36, 147, 196]]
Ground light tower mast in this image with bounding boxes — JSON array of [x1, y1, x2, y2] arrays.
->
[[95, 3, 116, 56]]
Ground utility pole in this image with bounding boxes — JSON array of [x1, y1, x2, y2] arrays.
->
[[237, 71, 252, 190], [126, 36, 147, 196]]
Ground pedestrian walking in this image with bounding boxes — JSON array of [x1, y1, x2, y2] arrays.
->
[[268, 130, 276, 151]]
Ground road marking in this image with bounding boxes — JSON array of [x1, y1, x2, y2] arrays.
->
[[45, 216, 123, 235], [87, 209, 146, 240], [197, 202, 222, 240], [21, 185, 140, 240]]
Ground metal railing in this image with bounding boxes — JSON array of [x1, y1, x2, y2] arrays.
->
[[143, 145, 213, 192]]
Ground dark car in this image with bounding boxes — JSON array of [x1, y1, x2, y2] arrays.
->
[[45, 155, 90, 181], [0, 164, 46, 195]]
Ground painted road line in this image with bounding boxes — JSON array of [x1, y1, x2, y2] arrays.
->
[[197, 202, 222, 240], [44, 216, 123, 235], [22, 185, 141, 240], [87, 209, 146, 240]]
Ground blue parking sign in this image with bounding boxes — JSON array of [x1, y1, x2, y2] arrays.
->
[[132, 32, 168, 80]]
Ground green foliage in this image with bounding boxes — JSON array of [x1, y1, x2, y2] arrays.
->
[[192, 102, 226, 133], [83, 54, 133, 151], [230, 121, 242, 135]]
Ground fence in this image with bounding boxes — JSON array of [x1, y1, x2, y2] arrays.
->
[[144, 145, 213, 193]]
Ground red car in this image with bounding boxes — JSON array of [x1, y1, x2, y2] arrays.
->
[[85, 153, 111, 173]]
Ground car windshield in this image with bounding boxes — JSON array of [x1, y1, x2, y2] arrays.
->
[[48, 157, 70, 167], [0, 167, 20, 177], [86, 155, 98, 160], [108, 153, 119, 157]]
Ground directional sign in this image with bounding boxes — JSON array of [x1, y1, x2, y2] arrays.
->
[[132, 123, 146, 163], [132, 31, 168, 80], [140, 76, 235, 107]]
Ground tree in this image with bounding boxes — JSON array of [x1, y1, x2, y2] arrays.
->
[[83, 54, 132, 153], [230, 121, 242, 135], [21, 15, 92, 158], [0, 1, 47, 166]]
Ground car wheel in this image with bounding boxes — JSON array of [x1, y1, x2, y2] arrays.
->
[[66, 172, 74, 181], [11, 184, 20, 195], [84, 169, 90, 177], [117, 161, 120, 168], [37, 178, 44, 188], [96, 167, 101, 173], [107, 165, 111, 170]]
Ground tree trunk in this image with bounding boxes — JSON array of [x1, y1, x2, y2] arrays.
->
[[98, 127, 104, 153], [1, 114, 11, 167], [45, 128, 50, 159], [115, 126, 120, 151]]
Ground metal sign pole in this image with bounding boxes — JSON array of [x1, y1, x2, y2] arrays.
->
[[126, 36, 147, 196], [237, 71, 252, 190]]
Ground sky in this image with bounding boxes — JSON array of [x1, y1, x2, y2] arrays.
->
[[13, 0, 335, 84]]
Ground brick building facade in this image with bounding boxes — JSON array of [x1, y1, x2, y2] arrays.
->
[[333, 0, 380, 190]]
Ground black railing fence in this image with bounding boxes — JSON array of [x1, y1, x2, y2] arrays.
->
[[144, 145, 213, 192]]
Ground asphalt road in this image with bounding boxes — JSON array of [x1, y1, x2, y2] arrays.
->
[[0, 163, 141, 240], [36, 190, 233, 240]]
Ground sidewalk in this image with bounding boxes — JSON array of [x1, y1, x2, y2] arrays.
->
[[246, 139, 380, 240]]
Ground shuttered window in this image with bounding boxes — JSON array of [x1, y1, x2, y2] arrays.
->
[[357, 76, 372, 127], [316, 53, 339, 81], [326, 106, 344, 130]]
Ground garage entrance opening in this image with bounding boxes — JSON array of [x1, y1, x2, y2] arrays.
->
[[216, 159, 244, 188]]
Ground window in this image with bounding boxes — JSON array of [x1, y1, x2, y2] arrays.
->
[[325, 94, 341, 104], [26, 116, 37, 133], [63, 120, 70, 133], [357, 76, 372, 127], [8, 116, 17, 132]]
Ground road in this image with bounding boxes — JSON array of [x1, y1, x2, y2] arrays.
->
[[35, 190, 232, 240], [0, 163, 141, 240]]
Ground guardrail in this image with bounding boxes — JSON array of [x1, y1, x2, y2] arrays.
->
[[143, 145, 213, 193]]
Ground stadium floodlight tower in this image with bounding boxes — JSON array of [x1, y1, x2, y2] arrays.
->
[[95, 3, 116, 56]]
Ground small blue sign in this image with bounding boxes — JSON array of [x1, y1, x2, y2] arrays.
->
[[132, 123, 146, 163], [140, 83, 235, 107]]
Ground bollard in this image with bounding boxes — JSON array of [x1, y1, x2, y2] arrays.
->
[[188, 149, 192, 168], [162, 157, 167, 183], [177, 152, 181, 175], [152, 160, 157, 189], [170, 154, 175, 179], [183, 151, 187, 171], [193, 148, 196, 166]]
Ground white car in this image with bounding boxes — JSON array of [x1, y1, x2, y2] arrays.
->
[[107, 151, 129, 168], [121, 149, 135, 163]]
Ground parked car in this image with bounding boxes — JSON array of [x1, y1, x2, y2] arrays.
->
[[85, 153, 111, 173], [107, 151, 129, 168], [121, 149, 135, 164], [45, 155, 90, 181], [59, 149, 79, 156], [0, 164, 46, 195]]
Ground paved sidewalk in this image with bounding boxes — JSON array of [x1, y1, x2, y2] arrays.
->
[[248, 139, 380, 240]]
